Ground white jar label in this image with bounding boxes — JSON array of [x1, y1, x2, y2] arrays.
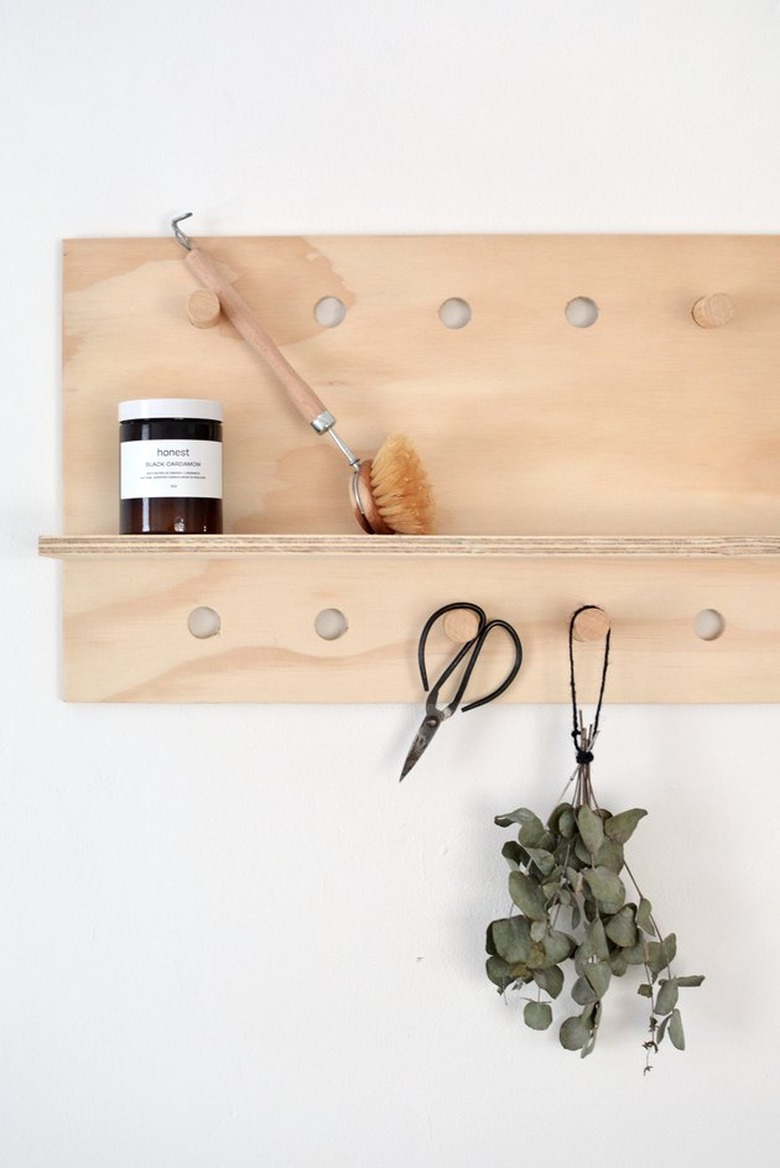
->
[[120, 439, 222, 500]]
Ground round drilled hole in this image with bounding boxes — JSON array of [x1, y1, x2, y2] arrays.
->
[[565, 296, 599, 328], [693, 608, 726, 641], [439, 297, 472, 329], [314, 296, 347, 328], [188, 606, 221, 639], [314, 608, 348, 640]]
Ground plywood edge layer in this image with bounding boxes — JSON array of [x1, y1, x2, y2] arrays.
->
[[39, 534, 780, 559]]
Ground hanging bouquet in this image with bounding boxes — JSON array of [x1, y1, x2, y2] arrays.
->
[[485, 609, 704, 1069]]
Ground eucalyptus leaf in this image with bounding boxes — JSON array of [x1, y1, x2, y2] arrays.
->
[[609, 951, 628, 977], [597, 894, 626, 916], [677, 975, 705, 988], [543, 928, 574, 966], [582, 999, 602, 1027], [574, 837, 593, 865], [583, 866, 626, 910], [530, 918, 547, 942], [669, 1009, 686, 1050], [548, 803, 572, 834], [605, 905, 638, 948], [555, 841, 574, 869], [646, 934, 677, 976], [646, 941, 666, 977], [636, 897, 655, 935], [558, 806, 577, 839], [559, 1015, 591, 1051], [519, 820, 552, 849], [500, 840, 524, 870], [582, 917, 610, 961], [523, 920, 541, 948], [637, 983, 653, 998], [526, 847, 557, 877], [485, 955, 515, 990], [603, 808, 647, 844], [495, 807, 541, 830], [527, 940, 549, 970], [577, 805, 605, 857], [524, 1000, 553, 1031], [655, 978, 679, 1016], [508, 871, 548, 921], [580, 1022, 600, 1058], [595, 838, 625, 874], [621, 937, 648, 966], [485, 923, 498, 957], [533, 964, 564, 999], [491, 916, 532, 964], [572, 975, 599, 1006], [584, 959, 612, 998]]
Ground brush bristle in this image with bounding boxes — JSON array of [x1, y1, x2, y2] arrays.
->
[[369, 434, 435, 534]]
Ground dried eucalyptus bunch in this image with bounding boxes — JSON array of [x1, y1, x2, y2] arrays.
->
[[485, 610, 703, 1068]]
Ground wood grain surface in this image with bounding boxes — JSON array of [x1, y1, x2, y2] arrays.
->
[[46, 234, 780, 701]]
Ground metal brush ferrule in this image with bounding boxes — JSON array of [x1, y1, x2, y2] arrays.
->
[[311, 410, 336, 434]]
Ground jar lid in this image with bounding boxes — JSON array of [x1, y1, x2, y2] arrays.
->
[[118, 398, 223, 422]]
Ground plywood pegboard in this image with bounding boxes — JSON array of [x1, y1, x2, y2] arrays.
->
[[40, 233, 780, 702]]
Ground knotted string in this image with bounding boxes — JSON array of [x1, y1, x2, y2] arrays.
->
[[569, 606, 611, 766]]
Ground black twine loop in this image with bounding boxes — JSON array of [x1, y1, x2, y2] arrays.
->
[[569, 606, 611, 765]]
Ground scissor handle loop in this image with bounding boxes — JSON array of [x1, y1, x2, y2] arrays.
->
[[419, 603, 523, 717], [461, 619, 523, 712], [418, 602, 485, 707]]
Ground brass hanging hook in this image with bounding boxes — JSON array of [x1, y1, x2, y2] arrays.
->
[[171, 212, 193, 251]]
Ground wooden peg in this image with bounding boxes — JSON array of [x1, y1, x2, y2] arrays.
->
[[691, 292, 734, 329], [572, 606, 611, 642], [443, 608, 481, 643], [187, 288, 222, 329]]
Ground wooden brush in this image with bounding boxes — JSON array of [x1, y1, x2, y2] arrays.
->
[[173, 215, 435, 535]]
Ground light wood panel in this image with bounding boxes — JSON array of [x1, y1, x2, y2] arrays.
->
[[55, 554, 780, 703], [43, 234, 780, 702]]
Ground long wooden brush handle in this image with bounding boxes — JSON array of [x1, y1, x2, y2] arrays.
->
[[185, 247, 332, 430]]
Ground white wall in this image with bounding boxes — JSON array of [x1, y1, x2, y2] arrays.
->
[[2, 2, 780, 1165]]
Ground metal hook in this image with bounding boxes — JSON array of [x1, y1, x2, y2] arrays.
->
[[171, 212, 193, 251]]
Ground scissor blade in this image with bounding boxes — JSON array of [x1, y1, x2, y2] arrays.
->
[[400, 713, 442, 780]]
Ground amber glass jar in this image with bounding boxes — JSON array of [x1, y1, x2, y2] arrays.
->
[[119, 398, 223, 534]]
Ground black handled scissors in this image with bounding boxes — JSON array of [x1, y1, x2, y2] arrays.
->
[[400, 602, 523, 780]]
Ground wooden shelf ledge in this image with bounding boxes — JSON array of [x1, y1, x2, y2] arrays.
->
[[38, 534, 780, 559]]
